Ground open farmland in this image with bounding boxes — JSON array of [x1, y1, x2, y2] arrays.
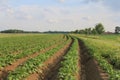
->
[[73, 34, 120, 80], [0, 34, 120, 80]]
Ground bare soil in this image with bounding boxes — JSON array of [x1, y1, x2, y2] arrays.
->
[[26, 39, 73, 80], [0, 44, 57, 80], [78, 39, 109, 80]]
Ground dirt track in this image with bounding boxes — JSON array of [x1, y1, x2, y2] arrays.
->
[[78, 39, 109, 80]]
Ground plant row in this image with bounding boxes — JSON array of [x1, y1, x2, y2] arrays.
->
[[0, 35, 66, 68], [7, 38, 71, 80], [75, 35, 120, 80], [57, 39, 79, 80]]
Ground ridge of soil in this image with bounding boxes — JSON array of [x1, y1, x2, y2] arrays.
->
[[78, 39, 109, 80], [26, 39, 73, 80], [0, 44, 58, 80], [77, 39, 82, 80]]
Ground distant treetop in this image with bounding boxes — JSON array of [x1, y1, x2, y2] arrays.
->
[[1, 29, 24, 33], [73, 23, 105, 35], [115, 26, 120, 34]]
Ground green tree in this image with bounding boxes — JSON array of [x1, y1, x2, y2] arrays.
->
[[84, 28, 92, 35], [85, 28, 89, 35], [95, 23, 105, 34], [74, 30, 79, 33], [1, 29, 24, 33], [115, 26, 120, 34], [88, 28, 92, 34], [92, 28, 97, 35], [79, 30, 85, 34]]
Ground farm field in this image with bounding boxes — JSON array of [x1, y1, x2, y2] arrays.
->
[[0, 34, 120, 80], [72, 34, 120, 80]]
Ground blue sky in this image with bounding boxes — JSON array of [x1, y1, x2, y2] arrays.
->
[[0, 0, 120, 32]]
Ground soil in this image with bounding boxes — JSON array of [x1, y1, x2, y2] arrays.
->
[[0, 44, 57, 80], [0, 38, 109, 80], [78, 39, 109, 80], [26, 39, 73, 80], [26, 38, 109, 80]]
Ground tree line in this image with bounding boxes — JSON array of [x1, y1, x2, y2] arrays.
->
[[73, 23, 105, 35], [0, 24, 120, 34], [0, 29, 40, 33], [115, 26, 120, 34]]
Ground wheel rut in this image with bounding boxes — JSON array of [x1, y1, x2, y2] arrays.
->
[[78, 39, 109, 80]]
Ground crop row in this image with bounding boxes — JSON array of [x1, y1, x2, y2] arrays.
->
[[57, 38, 79, 80], [74, 35, 120, 80], [0, 35, 64, 56], [7, 37, 71, 80], [0, 35, 66, 68]]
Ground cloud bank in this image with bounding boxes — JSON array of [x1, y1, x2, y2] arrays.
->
[[0, 0, 120, 32]]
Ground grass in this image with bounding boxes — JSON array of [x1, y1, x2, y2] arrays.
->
[[72, 34, 120, 79]]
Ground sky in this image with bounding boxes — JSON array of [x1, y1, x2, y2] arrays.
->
[[0, 0, 120, 32]]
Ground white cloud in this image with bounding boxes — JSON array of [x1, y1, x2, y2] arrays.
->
[[0, 0, 120, 32], [47, 19, 59, 23], [59, 0, 65, 3]]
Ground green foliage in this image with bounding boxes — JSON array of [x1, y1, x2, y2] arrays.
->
[[73, 34, 120, 80], [91, 28, 97, 35], [95, 23, 105, 34], [1, 29, 24, 33], [0, 34, 66, 68], [115, 26, 120, 34], [7, 39, 70, 80], [73, 23, 105, 35], [58, 39, 79, 80]]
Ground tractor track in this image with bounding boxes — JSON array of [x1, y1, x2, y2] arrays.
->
[[78, 39, 109, 80]]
